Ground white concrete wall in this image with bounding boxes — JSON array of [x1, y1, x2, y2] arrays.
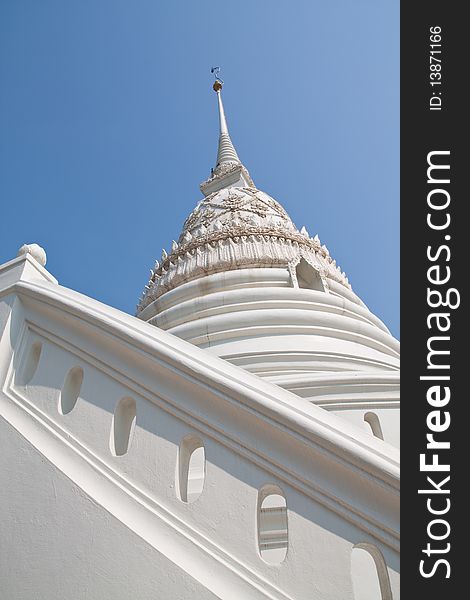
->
[[0, 254, 400, 599], [0, 417, 219, 600]]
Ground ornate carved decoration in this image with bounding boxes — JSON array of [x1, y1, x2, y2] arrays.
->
[[137, 186, 350, 313]]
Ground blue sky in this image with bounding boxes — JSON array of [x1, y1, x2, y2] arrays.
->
[[0, 0, 399, 338]]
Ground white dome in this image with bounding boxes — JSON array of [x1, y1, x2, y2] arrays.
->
[[137, 185, 351, 311], [180, 186, 298, 242]]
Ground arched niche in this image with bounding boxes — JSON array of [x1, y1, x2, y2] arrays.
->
[[177, 435, 205, 503], [59, 366, 83, 415], [295, 258, 325, 291], [364, 412, 384, 440], [257, 484, 288, 564], [351, 543, 393, 600], [110, 397, 137, 457], [20, 341, 42, 385]]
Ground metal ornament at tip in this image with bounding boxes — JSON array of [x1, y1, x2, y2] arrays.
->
[[211, 66, 224, 91]]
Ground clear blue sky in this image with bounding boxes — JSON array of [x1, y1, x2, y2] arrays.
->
[[0, 0, 399, 338]]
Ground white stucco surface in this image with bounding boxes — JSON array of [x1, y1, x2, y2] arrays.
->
[[0, 417, 219, 600], [0, 251, 399, 599]]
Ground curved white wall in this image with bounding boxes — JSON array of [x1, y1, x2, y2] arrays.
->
[[141, 267, 400, 447]]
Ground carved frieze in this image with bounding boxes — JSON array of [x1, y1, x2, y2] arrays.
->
[[137, 186, 351, 313]]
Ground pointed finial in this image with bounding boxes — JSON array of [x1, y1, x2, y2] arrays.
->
[[200, 68, 254, 195], [209, 67, 240, 165]]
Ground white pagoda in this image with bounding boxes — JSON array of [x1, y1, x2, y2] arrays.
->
[[0, 79, 399, 599]]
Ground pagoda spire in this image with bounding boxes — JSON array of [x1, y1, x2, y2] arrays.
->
[[213, 79, 240, 166], [200, 69, 254, 196]]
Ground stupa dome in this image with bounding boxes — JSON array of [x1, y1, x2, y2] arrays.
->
[[137, 76, 399, 449], [137, 75, 351, 312], [137, 182, 351, 312], [180, 186, 297, 242]]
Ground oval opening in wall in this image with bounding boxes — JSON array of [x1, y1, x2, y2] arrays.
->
[[178, 436, 205, 503], [59, 367, 83, 415], [364, 412, 384, 440], [257, 485, 288, 564], [351, 543, 393, 600], [110, 397, 137, 457], [21, 341, 42, 385]]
